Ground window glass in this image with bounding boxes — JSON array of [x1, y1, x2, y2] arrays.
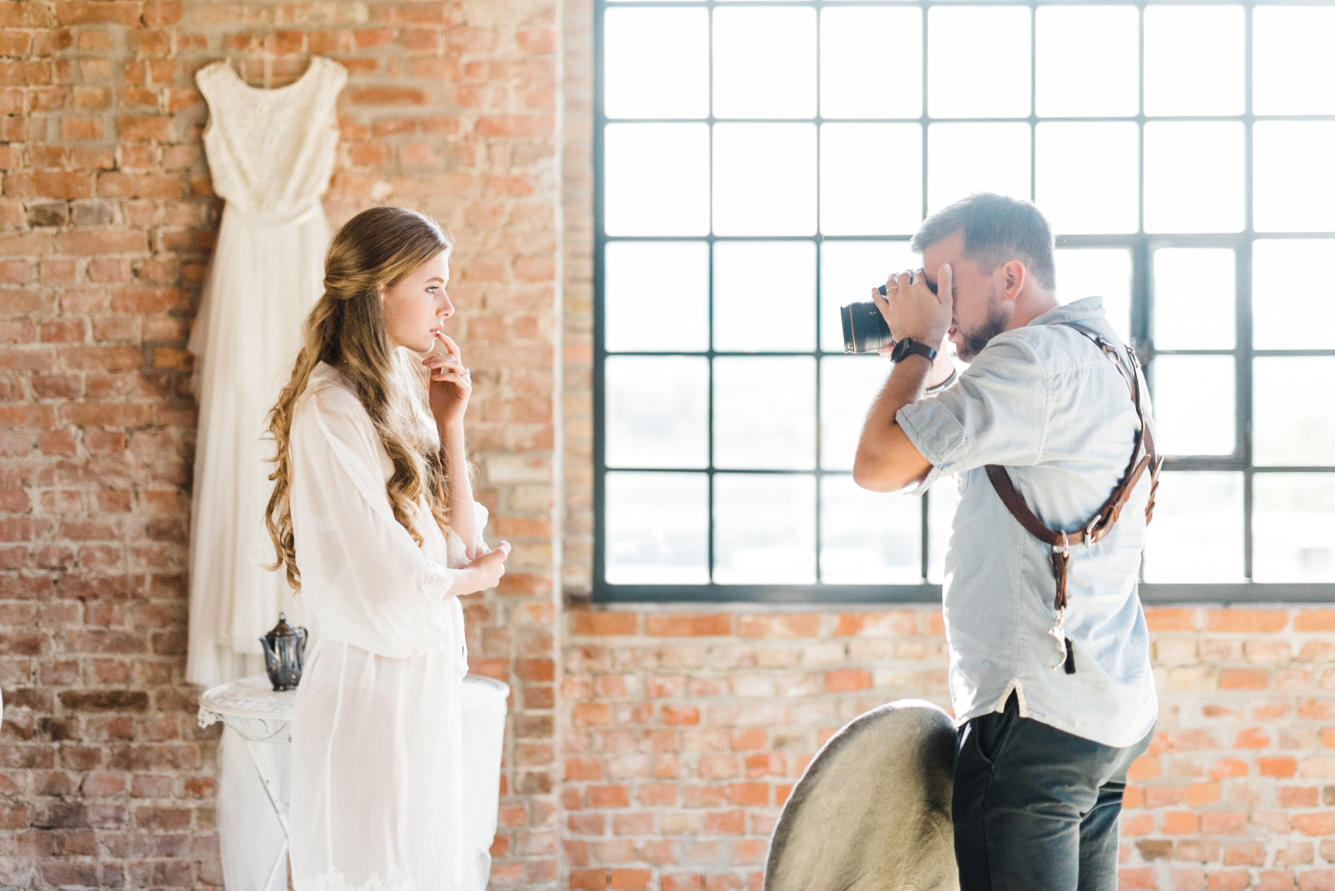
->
[[604, 8, 709, 119], [820, 7, 923, 119], [926, 123, 1031, 214], [820, 124, 923, 236], [713, 357, 816, 470], [605, 241, 709, 353], [1253, 358, 1335, 466], [1253, 474, 1335, 582], [605, 472, 709, 584], [821, 356, 890, 471], [1143, 122, 1245, 233], [713, 241, 815, 352], [714, 474, 816, 583], [820, 475, 921, 583], [1035, 6, 1138, 117], [1152, 356, 1236, 457], [927, 6, 1031, 118], [712, 7, 816, 119], [1142, 472, 1245, 582], [713, 123, 817, 236], [1144, 5, 1243, 116], [1254, 123, 1335, 233], [1253, 6, 1335, 115], [1152, 248, 1235, 351], [605, 356, 709, 468], [1036, 123, 1139, 235], [1251, 240, 1335, 351], [605, 123, 710, 236]]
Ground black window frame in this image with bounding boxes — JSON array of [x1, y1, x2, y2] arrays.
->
[[592, 0, 1335, 605]]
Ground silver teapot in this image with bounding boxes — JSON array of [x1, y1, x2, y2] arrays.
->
[[260, 612, 308, 691]]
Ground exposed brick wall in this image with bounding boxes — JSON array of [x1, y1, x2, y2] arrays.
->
[[1, 1, 560, 887], [561, 606, 1335, 890], [5, 2, 1335, 890]]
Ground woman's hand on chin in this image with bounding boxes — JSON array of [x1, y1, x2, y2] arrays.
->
[[424, 330, 471, 431]]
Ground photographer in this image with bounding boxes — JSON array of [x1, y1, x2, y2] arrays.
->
[[853, 193, 1158, 891]]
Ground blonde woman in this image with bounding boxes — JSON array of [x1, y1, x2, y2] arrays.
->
[[265, 206, 509, 890]]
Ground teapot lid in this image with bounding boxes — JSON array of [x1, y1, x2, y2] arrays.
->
[[263, 612, 299, 643]]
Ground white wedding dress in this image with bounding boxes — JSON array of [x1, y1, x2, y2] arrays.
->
[[286, 361, 493, 891], [186, 56, 346, 891], [187, 55, 346, 688]]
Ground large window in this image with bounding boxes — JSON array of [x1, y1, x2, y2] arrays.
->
[[594, 0, 1335, 603]]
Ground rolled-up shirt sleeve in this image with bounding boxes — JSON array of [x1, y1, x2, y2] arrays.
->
[[894, 336, 1050, 494], [289, 386, 478, 656]]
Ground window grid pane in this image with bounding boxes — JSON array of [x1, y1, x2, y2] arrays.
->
[[595, 0, 1335, 602]]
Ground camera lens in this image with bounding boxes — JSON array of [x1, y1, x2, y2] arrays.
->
[[840, 301, 894, 354]]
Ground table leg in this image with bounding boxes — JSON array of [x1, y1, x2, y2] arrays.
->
[[242, 737, 292, 838], [264, 839, 290, 890]]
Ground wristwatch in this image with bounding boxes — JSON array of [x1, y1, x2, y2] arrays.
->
[[890, 337, 938, 364]]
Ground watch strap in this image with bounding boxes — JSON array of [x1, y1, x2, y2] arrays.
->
[[891, 338, 938, 364]]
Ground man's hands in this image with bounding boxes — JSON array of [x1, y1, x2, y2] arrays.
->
[[873, 263, 956, 387], [873, 263, 954, 350]]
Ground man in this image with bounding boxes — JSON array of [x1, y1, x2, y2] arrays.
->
[[853, 193, 1157, 891]]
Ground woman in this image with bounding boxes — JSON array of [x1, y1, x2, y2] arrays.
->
[[265, 206, 510, 890]]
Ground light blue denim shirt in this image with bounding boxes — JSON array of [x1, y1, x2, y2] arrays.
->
[[897, 297, 1157, 748]]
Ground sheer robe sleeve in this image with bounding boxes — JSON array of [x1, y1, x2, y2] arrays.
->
[[288, 383, 484, 657]]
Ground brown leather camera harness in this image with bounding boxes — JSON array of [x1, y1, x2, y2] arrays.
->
[[983, 323, 1163, 675]]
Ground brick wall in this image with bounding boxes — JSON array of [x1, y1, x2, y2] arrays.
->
[[560, 606, 1335, 891], [4, 2, 1335, 890], [0, 1, 560, 887]]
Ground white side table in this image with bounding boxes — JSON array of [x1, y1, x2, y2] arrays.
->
[[199, 674, 511, 886], [198, 676, 295, 889]]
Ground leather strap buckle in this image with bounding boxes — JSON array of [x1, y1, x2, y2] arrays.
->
[[1085, 504, 1117, 542]]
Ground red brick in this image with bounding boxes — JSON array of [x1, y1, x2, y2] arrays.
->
[[737, 613, 823, 639], [572, 611, 638, 636], [1218, 668, 1269, 690], [825, 669, 872, 693], [588, 785, 629, 809], [347, 86, 428, 106], [4, 171, 95, 200], [1204, 608, 1289, 633], [1294, 609, 1335, 632], [1293, 812, 1335, 836], [645, 614, 732, 637], [1260, 757, 1299, 778]]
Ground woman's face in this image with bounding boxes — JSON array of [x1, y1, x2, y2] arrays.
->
[[379, 250, 453, 353]]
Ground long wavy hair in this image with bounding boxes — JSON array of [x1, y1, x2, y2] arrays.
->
[[265, 206, 453, 592]]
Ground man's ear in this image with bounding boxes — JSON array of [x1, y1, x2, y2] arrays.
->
[[1001, 259, 1027, 303]]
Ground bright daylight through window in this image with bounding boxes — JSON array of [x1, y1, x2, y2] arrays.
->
[[594, 0, 1335, 602]]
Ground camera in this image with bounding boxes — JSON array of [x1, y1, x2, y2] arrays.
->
[[840, 284, 892, 354], [840, 300, 892, 354]]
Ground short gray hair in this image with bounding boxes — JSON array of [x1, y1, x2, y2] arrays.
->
[[910, 193, 1056, 291]]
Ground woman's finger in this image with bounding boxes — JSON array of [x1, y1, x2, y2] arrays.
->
[[434, 330, 462, 361]]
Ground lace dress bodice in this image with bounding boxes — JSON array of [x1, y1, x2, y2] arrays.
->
[[196, 57, 346, 221]]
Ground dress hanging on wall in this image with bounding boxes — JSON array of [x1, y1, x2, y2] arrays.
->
[[187, 56, 346, 891], [187, 56, 347, 688]]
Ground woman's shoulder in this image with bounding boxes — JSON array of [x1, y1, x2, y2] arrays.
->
[[295, 363, 372, 429]]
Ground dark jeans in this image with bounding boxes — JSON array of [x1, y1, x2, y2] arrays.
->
[[952, 691, 1153, 891]]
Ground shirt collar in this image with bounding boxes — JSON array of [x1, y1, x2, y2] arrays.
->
[[1025, 296, 1106, 329]]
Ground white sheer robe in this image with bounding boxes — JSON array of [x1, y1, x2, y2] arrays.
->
[[286, 362, 491, 891]]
